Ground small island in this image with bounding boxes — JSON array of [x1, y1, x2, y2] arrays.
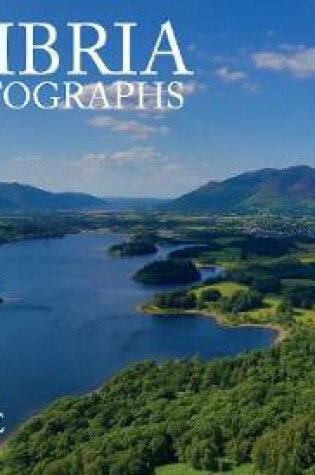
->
[[134, 258, 201, 285], [108, 240, 158, 257]]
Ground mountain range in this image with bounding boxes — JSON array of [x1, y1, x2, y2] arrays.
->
[[1, 165, 315, 214], [170, 165, 315, 214], [0, 182, 107, 212], [0, 183, 168, 213]]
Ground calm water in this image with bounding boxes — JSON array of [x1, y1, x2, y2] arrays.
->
[[0, 233, 276, 435]]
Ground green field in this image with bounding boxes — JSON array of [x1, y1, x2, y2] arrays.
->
[[156, 464, 207, 475], [295, 306, 315, 325], [194, 279, 315, 328], [156, 463, 254, 475], [198, 248, 241, 267], [295, 242, 315, 263], [194, 281, 247, 299]]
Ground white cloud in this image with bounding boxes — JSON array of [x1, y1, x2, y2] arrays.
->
[[82, 146, 167, 168], [242, 82, 261, 94], [75, 81, 128, 108], [88, 115, 169, 140], [10, 155, 43, 163], [66, 80, 205, 113], [182, 81, 207, 94], [215, 67, 247, 83], [253, 46, 315, 77]]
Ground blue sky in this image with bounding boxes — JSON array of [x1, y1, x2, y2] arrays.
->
[[1, 0, 315, 197]]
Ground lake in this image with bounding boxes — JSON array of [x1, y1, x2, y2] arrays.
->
[[0, 233, 276, 435]]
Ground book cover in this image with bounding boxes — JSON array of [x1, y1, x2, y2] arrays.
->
[[0, 1, 314, 474]]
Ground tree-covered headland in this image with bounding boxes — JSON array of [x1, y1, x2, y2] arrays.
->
[[0, 330, 314, 475]]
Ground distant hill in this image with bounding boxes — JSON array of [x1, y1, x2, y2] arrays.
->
[[170, 166, 315, 214], [105, 197, 170, 211], [0, 182, 107, 212]]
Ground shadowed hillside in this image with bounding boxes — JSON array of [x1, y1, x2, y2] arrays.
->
[[170, 166, 315, 214], [0, 182, 107, 212]]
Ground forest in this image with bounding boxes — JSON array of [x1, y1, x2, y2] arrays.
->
[[134, 259, 201, 285], [0, 329, 314, 474], [108, 240, 158, 257]]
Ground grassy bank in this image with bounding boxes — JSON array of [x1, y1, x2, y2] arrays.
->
[[140, 301, 287, 344], [140, 278, 290, 342], [156, 463, 254, 475]]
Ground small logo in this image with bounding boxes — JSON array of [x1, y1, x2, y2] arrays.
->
[[0, 412, 5, 435]]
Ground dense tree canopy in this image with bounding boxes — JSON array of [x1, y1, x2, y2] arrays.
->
[[108, 240, 158, 257], [168, 243, 221, 260], [216, 290, 263, 314], [1, 330, 315, 475], [153, 290, 197, 310], [134, 259, 201, 285]]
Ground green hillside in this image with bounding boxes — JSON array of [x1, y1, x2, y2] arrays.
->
[[170, 166, 315, 215]]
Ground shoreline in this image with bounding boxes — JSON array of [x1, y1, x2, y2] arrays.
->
[[0, 308, 285, 454], [139, 304, 287, 345]]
